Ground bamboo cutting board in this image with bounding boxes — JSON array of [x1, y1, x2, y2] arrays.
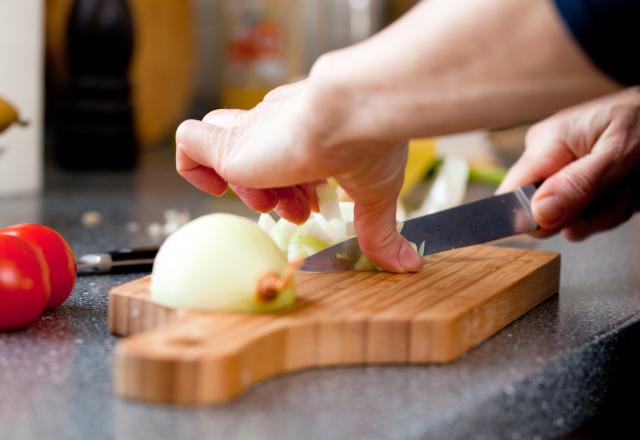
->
[[109, 245, 560, 405]]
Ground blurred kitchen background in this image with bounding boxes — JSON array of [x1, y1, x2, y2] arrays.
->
[[0, 0, 528, 236], [43, 0, 419, 168]]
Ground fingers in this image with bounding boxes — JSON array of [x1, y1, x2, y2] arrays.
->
[[497, 123, 575, 194], [262, 80, 307, 102], [176, 143, 228, 196], [273, 187, 311, 224], [352, 196, 422, 273], [230, 185, 277, 213], [531, 122, 634, 229], [202, 109, 245, 127], [176, 119, 227, 172], [338, 146, 422, 273], [177, 117, 318, 219], [532, 155, 603, 229], [562, 178, 640, 241], [298, 181, 323, 212]]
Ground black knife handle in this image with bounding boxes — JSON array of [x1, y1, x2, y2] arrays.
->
[[109, 246, 159, 262]]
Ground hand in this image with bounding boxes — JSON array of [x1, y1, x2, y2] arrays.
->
[[175, 0, 620, 272], [175, 78, 422, 273], [498, 87, 640, 240]]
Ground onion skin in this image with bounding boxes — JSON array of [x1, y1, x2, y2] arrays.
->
[[150, 214, 295, 313]]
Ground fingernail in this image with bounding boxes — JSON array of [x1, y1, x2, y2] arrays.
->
[[399, 242, 422, 272], [534, 195, 564, 226]]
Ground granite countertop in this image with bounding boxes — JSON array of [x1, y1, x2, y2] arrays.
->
[[0, 148, 639, 440]]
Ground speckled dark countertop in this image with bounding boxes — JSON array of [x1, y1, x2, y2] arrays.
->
[[0, 148, 639, 440]]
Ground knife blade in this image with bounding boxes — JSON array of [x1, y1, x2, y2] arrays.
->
[[300, 184, 539, 272]]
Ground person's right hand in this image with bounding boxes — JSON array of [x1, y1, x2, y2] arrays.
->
[[498, 87, 640, 240]]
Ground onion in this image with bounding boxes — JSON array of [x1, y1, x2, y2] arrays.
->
[[150, 213, 297, 313], [260, 184, 415, 272], [269, 218, 298, 252], [257, 213, 277, 234], [412, 155, 469, 216], [316, 183, 341, 221]]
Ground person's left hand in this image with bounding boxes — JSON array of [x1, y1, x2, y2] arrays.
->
[[175, 75, 422, 273]]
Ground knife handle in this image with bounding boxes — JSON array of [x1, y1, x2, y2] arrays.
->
[[77, 246, 159, 274], [110, 246, 159, 262], [107, 246, 159, 273]]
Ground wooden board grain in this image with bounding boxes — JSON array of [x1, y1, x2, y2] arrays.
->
[[109, 245, 560, 405]]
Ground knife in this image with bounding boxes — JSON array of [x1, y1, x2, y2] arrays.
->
[[77, 184, 538, 274], [300, 183, 539, 272], [77, 246, 158, 274]]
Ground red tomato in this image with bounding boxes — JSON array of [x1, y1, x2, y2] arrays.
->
[[2, 224, 76, 308], [0, 234, 50, 330]]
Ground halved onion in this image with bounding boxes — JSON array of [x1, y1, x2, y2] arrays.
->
[[150, 213, 296, 312]]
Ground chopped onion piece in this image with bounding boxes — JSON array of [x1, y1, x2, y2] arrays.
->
[[296, 217, 332, 244], [256, 183, 416, 272], [413, 155, 469, 217], [310, 212, 333, 238], [354, 254, 379, 271], [290, 235, 330, 253], [270, 218, 298, 252], [418, 240, 426, 257], [345, 221, 355, 237], [328, 218, 348, 243], [287, 241, 310, 261], [258, 213, 277, 233], [317, 183, 341, 221], [339, 202, 355, 222]]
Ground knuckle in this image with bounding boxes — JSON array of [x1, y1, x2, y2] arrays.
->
[[310, 53, 338, 78], [212, 127, 240, 179], [556, 167, 596, 204], [202, 110, 218, 122], [525, 122, 545, 147], [175, 119, 195, 144], [524, 119, 562, 153]]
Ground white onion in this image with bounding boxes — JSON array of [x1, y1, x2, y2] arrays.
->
[[270, 218, 298, 252], [316, 183, 341, 221], [150, 213, 296, 313], [413, 155, 469, 216], [339, 202, 355, 222], [257, 213, 277, 234], [262, 184, 413, 271]]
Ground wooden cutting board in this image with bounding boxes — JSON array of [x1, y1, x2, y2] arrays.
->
[[109, 245, 560, 405]]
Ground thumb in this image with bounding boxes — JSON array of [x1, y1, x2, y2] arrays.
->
[[531, 145, 611, 230], [497, 123, 575, 194], [353, 197, 422, 273], [337, 148, 422, 273], [532, 116, 640, 229]]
